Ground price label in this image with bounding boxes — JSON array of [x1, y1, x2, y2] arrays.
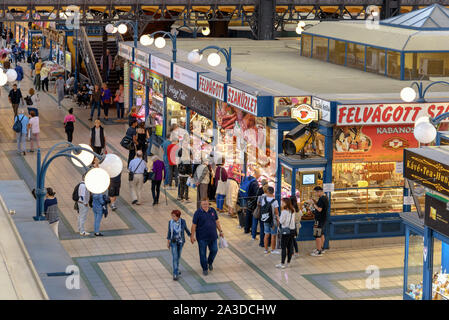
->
[[403, 196, 414, 205], [396, 162, 404, 174], [323, 183, 334, 193]]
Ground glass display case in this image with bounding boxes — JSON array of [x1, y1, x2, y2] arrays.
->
[[405, 230, 424, 300], [166, 98, 186, 138]]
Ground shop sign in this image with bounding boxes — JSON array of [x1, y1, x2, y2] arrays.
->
[[274, 96, 311, 117], [130, 65, 146, 84], [166, 78, 214, 119], [291, 104, 319, 124], [198, 75, 225, 101], [323, 183, 335, 193], [227, 86, 257, 115], [151, 55, 171, 78], [425, 193, 449, 238], [312, 97, 331, 122], [135, 49, 150, 69], [441, 135, 449, 146], [404, 149, 449, 197], [337, 102, 449, 125], [118, 43, 132, 61], [334, 125, 418, 163], [173, 64, 198, 90]]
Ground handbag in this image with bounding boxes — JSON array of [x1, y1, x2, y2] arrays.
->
[[143, 169, 154, 184], [252, 204, 261, 219], [128, 159, 143, 182], [281, 212, 294, 235], [120, 136, 134, 150], [219, 236, 228, 249]]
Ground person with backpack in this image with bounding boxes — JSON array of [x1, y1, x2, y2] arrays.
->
[[27, 110, 40, 152], [252, 180, 268, 245], [240, 169, 261, 234], [8, 83, 23, 117], [14, 63, 23, 88], [44, 187, 60, 239], [92, 191, 110, 237], [13, 109, 28, 155], [75, 180, 91, 236], [194, 160, 211, 210], [63, 108, 76, 143], [310, 186, 329, 257], [214, 159, 227, 213], [25, 88, 39, 116], [260, 186, 280, 255], [276, 198, 297, 269], [167, 210, 191, 281]]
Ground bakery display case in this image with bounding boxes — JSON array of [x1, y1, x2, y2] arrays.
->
[[405, 230, 425, 300]]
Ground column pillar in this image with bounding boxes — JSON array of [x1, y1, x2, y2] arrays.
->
[[256, 0, 275, 40]]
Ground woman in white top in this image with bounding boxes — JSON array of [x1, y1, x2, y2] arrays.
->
[[27, 110, 40, 152], [276, 198, 297, 269]]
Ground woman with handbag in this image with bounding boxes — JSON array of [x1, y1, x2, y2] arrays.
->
[[276, 198, 296, 269], [151, 155, 165, 205], [215, 160, 227, 212], [166, 210, 191, 281], [92, 192, 110, 237], [114, 84, 125, 119]]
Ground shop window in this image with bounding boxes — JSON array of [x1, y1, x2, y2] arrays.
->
[[332, 162, 404, 215], [416, 52, 449, 79], [405, 231, 424, 300], [312, 36, 328, 61], [190, 111, 214, 163], [166, 98, 187, 140], [387, 50, 401, 79], [366, 46, 386, 75], [346, 43, 365, 70], [301, 34, 312, 58], [329, 39, 346, 65], [431, 239, 449, 300]]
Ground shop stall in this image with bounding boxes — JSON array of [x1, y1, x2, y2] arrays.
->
[[118, 42, 133, 112], [402, 146, 449, 300]]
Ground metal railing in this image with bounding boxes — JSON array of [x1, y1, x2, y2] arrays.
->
[[79, 26, 102, 86]]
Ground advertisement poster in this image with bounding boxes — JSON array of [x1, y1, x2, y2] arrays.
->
[[130, 65, 146, 84], [425, 193, 449, 238], [333, 125, 419, 162], [274, 96, 311, 117], [65, 51, 72, 72]]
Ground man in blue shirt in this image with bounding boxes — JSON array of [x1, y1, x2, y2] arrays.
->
[[14, 109, 28, 155], [191, 199, 224, 276]]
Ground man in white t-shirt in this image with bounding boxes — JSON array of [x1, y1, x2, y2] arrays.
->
[[27, 110, 40, 152], [259, 186, 280, 254]]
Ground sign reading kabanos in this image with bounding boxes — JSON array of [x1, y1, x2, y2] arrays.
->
[[337, 102, 449, 125], [227, 86, 257, 115], [198, 75, 224, 101]]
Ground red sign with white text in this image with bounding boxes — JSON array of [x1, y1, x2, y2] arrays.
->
[[198, 75, 225, 101], [227, 86, 257, 115], [337, 102, 449, 125]]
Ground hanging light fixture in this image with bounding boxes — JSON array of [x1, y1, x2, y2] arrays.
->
[[105, 23, 115, 34], [71, 144, 94, 167], [99, 154, 123, 178], [400, 87, 417, 103], [201, 27, 210, 36], [187, 49, 203, 64], [154, 37, 166, 49], [117, 24, 128, 34], [140, 34, 154, 46], [207, 52, 221, 67], [84, 168, 110, 194]]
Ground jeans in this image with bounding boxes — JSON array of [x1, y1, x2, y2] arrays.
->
[[252, 217, 265, 246], [170, 242, 183, 276], [34, 74, 41, 90], [78, 203, 89, 233], [116, 102, 124, 119], [90, 101, 101, 118], [168, 165, 178, 187], [151, 180, 162, 203], [16, 132, 26, 152], [163, 161, 170, 185], [178, 176, 189, 200], [42, 77, 49, 92], [198, 239, 218, 271], [216, 194, 225, 210], [102, 102, 110, 118], [147, 133, 155, 155], [93, 207, 103, 233], [281, 233, 294, 264]]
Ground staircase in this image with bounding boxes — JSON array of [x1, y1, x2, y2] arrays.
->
[[89, 40, 121, 94]]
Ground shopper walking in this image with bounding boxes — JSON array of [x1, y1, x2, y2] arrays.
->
[[167, 139, 179, 189], [100, 49, 113, 82], [252, 180, 268, 246], [151, 155, 165, 205], [77, 180, 90, 236], [92, 192, 109, 237], [136, 122, 149, 161], [63, 108, 76, 143], [194, 161, 211, 210], [260, 186, 280, 255], [27, 110, 40, 152], [128, 150, 146, 205], [90, 119, 106, 155], [162, 139, 172, 186], [108, 172, 122, 211], [34, 58, 42, 91], [14, 63, 23, 88], [191, 199, 224, 276], [14, 109, 28, 155], [114, 84, 125, 119], [25, 88, 39, 116], [126, 119, 138, 167], [40, 63, 50, 92], [128, 106, 138, 126], [226, 163, 242, 218], [146, 112, 157, 156], [290, 195, 302, 257], [8, 83, 23, 117], [43, 187, 60, 239], [167, 210, 191, 281], [310, 186, 329, 257], [215, 160, 227, 212], [276, 198, 296, 269], [101, 82, 112, 121], [55, 75, 65, 109], [243, 169, 261, 234], [177, 143, 192, 202], [89, 84, 102, 121]]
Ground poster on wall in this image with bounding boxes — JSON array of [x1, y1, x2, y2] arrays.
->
[[333, 125, 419, 162], [124, 62, 130, 113], [65, 51, 72, 72], [425, 193, 449, 238], [274, 96, 311, 117], [130, 65, 146, 84], [148, 71, 164, 114]]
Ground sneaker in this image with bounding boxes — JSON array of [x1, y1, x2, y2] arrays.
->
[[321, 248, 326, 254], [208, 264, 213, 271], [311, 249, 319, 254], [111, 205, 117, 211], [203, 270, 208, 276], [251, 238, 256, 241], [264, 250, 270, 254], [272, 249, 281, 254], [132, 200, 138, 205], [237, 225, 242, 229], [88, 118, 92, 121], [94, 233, 104, 237], [173, 275, 178, 281], [310, 251, 323, 257], [275, 264, 286, 269], [80, 231, 90, 236], [177, 197, 182, 201]]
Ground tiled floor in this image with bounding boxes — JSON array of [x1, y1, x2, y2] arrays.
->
[[0, 62, 407, 300]]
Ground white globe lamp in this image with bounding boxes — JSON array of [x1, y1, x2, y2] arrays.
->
[[414, 122, 437, 144], [84, 168, 110, 194], [414, 116, 430, 128], [99, 154, 123, 178], [188, 50, 202, 63], [201, 27, 210, 36], [207, 52, 221, 67], [105, 24, 115, 34], [298, 21, 306, 27], [71, 144, 94, 167], [118, 24, 128, 34], [296, 27, 303, 35], [401, 87, 416, 103], [0, 71, 7, 86], [140, 34, 153, 46], [112, 27, 118, 34], [154, 37, 166, 49], [6, 69, 17, 82]]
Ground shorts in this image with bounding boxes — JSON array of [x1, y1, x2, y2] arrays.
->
[[313, 220, 326, 238], [263, 222, 278, 235], [108, 185, 121, 197]]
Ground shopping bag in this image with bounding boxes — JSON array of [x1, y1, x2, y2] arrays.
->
[[155, 124, 163, 137], [219, 236, 228, 249], [186, 177, 196, 188]]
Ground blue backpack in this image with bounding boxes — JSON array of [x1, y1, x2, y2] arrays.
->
[[239, 176, 256, 200], [15, 66, 23, 81], [12, 115, 24, 133]]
